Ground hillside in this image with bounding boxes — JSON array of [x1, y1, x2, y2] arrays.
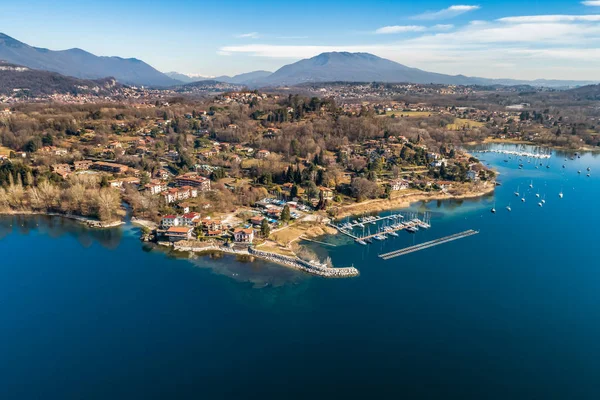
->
[[260, 52, 479, 86], [0, 62, 121, 97], [0, 33, 180, 87], [256, 52, 595, 88]]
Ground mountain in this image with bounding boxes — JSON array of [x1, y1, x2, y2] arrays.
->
[[258, 52, 595, 88], [0, 33, 180, 87], [167, 70, 272, 85], [0, 61, 122, 97], [216, 70, 273, 85], [165, 71, 208, 83]]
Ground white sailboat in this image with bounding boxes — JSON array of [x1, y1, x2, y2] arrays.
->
[[506, 203, 512, 212], [514, 185, 520, 197], [529, 180, 533, 189]]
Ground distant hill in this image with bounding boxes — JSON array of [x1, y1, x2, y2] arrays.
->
[[166, 70, 272, 86], [565, 84, 600, 100], [0, 32, 180, 87], [165, 71, 207, 83], [0, 61, 122, 97], [256, 52, 596, 88]]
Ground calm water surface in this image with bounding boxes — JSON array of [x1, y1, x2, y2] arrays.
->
[[1, 144, 600, 399]]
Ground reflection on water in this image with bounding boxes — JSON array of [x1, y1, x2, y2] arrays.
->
[[0, 214, 308, 288], [0, 215, 124, 249]]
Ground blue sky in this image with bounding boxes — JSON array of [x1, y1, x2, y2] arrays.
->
[[1, 0, 600, 80]]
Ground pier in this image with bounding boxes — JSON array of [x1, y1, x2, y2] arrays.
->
[[378, 229, 479, 260], [329, 212, 431, 243]]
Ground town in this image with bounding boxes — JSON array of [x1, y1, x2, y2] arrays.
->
[[1, 84, 598, 274]]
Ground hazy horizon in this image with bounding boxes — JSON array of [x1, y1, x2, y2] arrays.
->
[[2, 0, 600, 80]]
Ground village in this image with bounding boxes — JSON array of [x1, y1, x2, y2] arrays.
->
[[2, 84, 598, 274]]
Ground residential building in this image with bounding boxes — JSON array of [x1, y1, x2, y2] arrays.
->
[[91, 161, 129, 174], [255, 149, 270, 159], [175, 173, 211, 191], [390, 178, 410, 191], [73, 160, 93, 170], [233, 228, 254, 244], [165, 226, 193, 242], [51, 163, 71, 178]]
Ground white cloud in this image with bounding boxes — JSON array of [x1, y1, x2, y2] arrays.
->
[[236, 32, 260, 39], [219, 13, 600, 80], [375, 25, 426, 34], [499, 14, 600, 23], [582, 1, 600, 6], [433, 24, 455, 30], [412, 5, 480, 20]]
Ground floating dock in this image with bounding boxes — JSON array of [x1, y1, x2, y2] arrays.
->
[[329, 212, 431, 242], [378, 229, 479, 260]]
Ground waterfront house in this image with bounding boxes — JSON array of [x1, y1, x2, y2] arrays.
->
[[390, 178, 410, 191], [165, 226, 193, 242], [233, 228, 254, 244], [318, 186, 334, 201]]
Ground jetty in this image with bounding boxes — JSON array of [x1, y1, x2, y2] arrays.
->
[[329, 212, 431, 243], [168, 241, 358, 278], [378, 229, 479, 260]]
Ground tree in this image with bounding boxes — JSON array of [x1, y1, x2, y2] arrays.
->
[[281, 204, 291, 222], [260, 218, 270, 237], [290, 185, 299, 199]]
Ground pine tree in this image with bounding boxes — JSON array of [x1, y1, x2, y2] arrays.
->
[[281, 205, 291, 222], [260, 218, 270, 237]]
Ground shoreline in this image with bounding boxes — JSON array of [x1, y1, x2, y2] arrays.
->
[[472, 138, 600, 153], [332, 184, 495, 220], [0, 210, 124, 229], [164, 241, 359, 278]]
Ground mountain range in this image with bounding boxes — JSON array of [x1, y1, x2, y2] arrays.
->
[[0, 61, 122, 97], [0, 33, 179, 87], [166, 70, 272, 85], [0, 33, 597, 89]]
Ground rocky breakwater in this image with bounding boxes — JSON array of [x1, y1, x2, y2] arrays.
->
[[248, 248, 359, 278]]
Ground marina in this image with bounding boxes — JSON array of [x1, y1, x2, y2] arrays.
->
[[329, 212, 432, 243], [378, 230, 480, 260]]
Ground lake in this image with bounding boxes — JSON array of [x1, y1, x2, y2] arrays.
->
[[1, 144, 600, 399]]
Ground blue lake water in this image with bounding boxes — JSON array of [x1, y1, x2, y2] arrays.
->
[[1, 144, 600, 399]]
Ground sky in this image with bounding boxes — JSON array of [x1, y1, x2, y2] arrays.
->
[[1, 0, 600, 80]]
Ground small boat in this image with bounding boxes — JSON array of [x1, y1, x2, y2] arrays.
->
[[491, 207, 496, 214], [535, 192, 540, 198], [559, 191, 563, 199], [406, 226, 418, 233], [587, 167, 591, 171], [538, 202, 543, 207], [388, 231, 399, 237], [356, 239, 367, 245], [515, 186, 520, 197], [365, 238, 373, 244], [587, 173, 591, 177], [521, 197, 526, 202], [529, 181, 533, 188], [506, 205, 512, 212], [578, 170, 581, 174], [546, 165, 550, 169], [373, 235, 385, 241], [562, 165, 566, 169]]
